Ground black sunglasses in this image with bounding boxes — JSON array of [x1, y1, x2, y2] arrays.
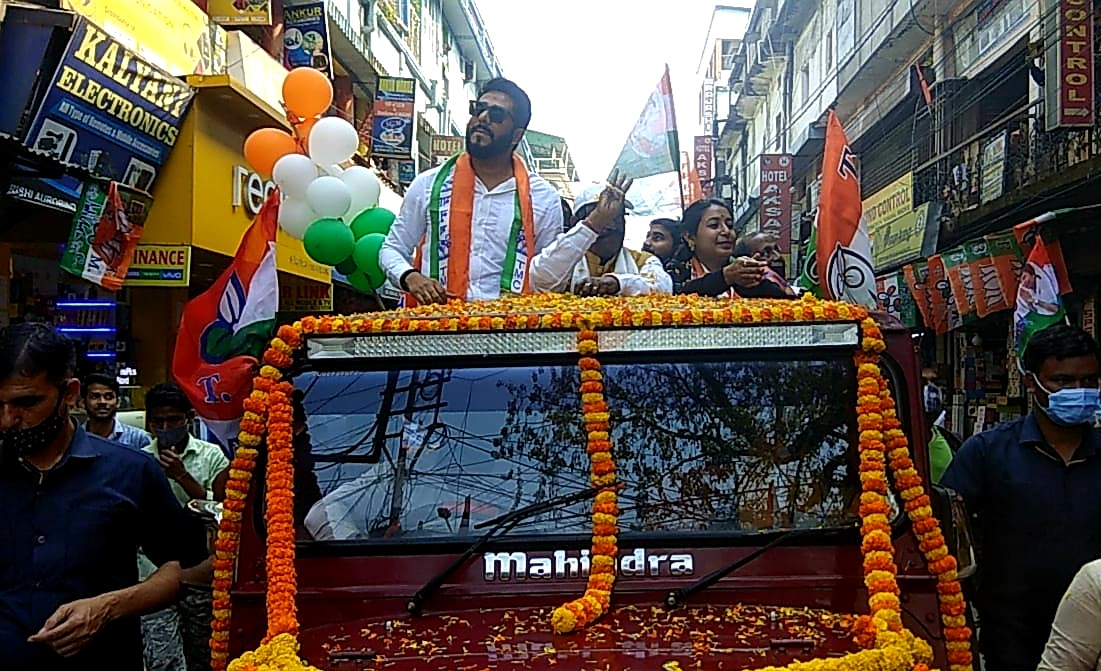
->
[[469, 100, 512, 124]]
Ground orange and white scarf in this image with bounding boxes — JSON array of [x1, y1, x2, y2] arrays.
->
[[421, 153, 536, 300]]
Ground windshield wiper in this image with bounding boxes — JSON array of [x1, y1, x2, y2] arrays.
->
[[406, 486, 601, 614], [664, 528, 808, 609]]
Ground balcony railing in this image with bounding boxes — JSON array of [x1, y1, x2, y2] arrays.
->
[[912, 101, 1101, 234]]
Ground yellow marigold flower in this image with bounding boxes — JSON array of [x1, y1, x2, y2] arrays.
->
[[591, 473, 617, 487], [551, 606, 578, 634], [595, 491, 618, 507], [592, 555, 615, 570], [926, 545, 949, 561]]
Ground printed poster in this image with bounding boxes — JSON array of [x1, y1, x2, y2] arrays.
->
[[927, 255, 963, 334], [980, 130, 1007, 204], [984, 230, 1024, 303], [282, 2, 332, 78], [943, 246, 977, 317], [875, 271, 917, 327], [61, 180, 153, 290], [370, 77, 416, 159], [964, 237, 1009, 317], [903, 262, 932, 327]]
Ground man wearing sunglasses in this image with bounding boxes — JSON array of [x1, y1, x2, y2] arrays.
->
[[380, 78, 564, 304]]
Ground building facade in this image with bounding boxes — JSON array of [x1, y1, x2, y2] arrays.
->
[[718, 0, 1101, 437], [696, 4, 753, 202], [0, 0, 512, 395], [526, 130, 579, 201]]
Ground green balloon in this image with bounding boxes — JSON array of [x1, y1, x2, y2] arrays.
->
[[350, 207, 396, 240], [335, 257, 358, 276], [347, 270, 384, 293], [352, 232, 387, 285], [303, 218, 355, 267]]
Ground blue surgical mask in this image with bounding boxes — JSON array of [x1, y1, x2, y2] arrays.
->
[[1034, 375, 1101, 427], [155, 425, 190, 448]]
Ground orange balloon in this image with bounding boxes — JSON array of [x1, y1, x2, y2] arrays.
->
[[283, 68, 333, 119], [243, 128, 298, 177]]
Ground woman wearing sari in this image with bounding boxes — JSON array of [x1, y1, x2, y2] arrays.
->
[[669, 198, 795, 299]]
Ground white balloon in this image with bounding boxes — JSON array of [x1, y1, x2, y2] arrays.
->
[[305, 175, 352, 219], [339, 166, 382, 218], [278, 197, 316, 240], [272, 154, 316, 199], [308, 117, 359, 167]]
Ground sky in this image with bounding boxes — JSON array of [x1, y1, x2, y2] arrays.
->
[[475, 0, 720, 184]]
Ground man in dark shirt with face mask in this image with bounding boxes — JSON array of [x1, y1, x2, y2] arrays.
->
[[942, 324, 1101, 671], [0, 323, 206, 670]]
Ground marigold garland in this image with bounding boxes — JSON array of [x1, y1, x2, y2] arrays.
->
[[217, 295, 974, 671], [209, 326, 300, 670], [857, 323, 975, 671], [551, 327, 620, 634]]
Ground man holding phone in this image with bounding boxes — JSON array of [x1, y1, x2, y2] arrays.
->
[[139, 382, 228, 671]]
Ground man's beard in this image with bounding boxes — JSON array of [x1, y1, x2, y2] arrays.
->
[[466, 125, 512, 159]]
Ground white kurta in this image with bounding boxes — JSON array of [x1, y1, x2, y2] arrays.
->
[[379, 164, 564, 301], [529, 222, 673, 296]]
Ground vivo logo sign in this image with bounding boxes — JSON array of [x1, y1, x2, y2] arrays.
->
[[482, 549, 695, 582]]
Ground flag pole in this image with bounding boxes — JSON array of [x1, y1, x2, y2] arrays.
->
[[664, 63, 687, 211]]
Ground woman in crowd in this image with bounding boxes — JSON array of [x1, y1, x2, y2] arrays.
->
[[642, 217, 683, 264], [668, 198, 793, 299]]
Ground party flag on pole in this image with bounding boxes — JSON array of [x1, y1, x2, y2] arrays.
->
[[610, 65, 680, 181], [172, 190, 281, 448], [816, 110, 876, 308], [797, 215, 822, 297], [1013, 213, 1071, 359]]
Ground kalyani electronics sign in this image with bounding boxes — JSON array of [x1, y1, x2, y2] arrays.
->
[[13, 20, 193, 212], [483, 548, 694, 581]]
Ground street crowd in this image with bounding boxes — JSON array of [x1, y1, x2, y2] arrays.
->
[[3, 76, 1101, 671]]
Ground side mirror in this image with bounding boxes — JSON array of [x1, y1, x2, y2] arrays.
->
[[929, 485, 977, 579]]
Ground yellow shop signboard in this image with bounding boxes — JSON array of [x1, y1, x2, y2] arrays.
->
[[60, 0, 228, 77], [208, 0, 273, 26], [145, 97, 330, 284]]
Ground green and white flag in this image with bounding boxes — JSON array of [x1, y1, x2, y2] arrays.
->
[[610, 65, 679, 181]]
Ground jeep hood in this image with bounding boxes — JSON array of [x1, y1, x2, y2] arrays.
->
[[305, 603, 860, 670]]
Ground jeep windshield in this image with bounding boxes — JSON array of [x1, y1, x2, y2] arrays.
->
[[292, 324, 863, 545]]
